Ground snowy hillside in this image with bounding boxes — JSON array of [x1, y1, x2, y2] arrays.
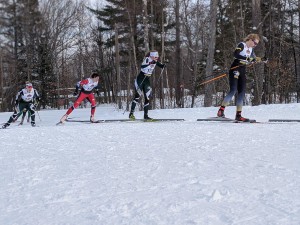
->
[[0, 104, 299, 225]]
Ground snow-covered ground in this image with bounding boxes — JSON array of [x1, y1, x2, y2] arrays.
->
[[0, 103, 299, 225]]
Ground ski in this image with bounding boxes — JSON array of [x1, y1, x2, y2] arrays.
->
[[197, 117, 234, 122], [66, 119, 131, 123], [197, 117, 257, 123], [234, 119, 257, 123], [268, 119, 300, 122], [1, 124, 38, 128], [140, 118, 185, 122], [66, 118, 185, 123], [56, 121, 64, 125]]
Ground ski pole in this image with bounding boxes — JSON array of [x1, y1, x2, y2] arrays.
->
[[203, 63, 244, 80], [153, 66, 166, 89], [198, 64, 242, 86], [199, 73, 228, 86], [36, 110, 41, 122], [122, 76, 143, 115], [34, 102, 42, 122], [198, 61, 264, 86]]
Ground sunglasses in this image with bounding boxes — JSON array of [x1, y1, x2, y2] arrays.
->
[[252, 39, 258, 46]]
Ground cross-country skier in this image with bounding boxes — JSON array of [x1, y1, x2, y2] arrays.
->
[[16, 81, 34, 125], [217, 33, 266, 122], [129, 50, 165, 120], [2, 82, 40, 128], [59, 72, 100, 123]]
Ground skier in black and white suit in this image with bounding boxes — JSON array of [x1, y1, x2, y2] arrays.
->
[[2, 82, 40, 128], [129, 50, 165, 120]]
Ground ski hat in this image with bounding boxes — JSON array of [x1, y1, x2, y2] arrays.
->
[[150, 51, 159, 58], [26, 83, 33, 88]]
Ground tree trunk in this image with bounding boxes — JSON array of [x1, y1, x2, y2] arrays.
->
[[251, 0, 265, 106], [160, 5, 166, 109], [0, 49, 3, 111], [175, 0, 183, 107], [114, 24, 122, 109], [204, 0, 217, 107], [125, 0, 138, 109], [297, 0, 300, 102], [142, 0, 149, 52]]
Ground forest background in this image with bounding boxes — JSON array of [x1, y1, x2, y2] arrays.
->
[[0, 0, 299, 112]]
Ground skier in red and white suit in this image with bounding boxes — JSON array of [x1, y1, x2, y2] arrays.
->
[[60, 72, 100, 123]]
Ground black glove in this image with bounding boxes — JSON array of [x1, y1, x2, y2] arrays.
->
[[95, 90, 100, 97], [261, 56, 268, 62], [34, 98, 40, 107], [255, 57, 262, 62], [73, 86, 79, 96], [247, 57, 254, 62], [30, 103, 36, 110], [244, 57, 254, 65]]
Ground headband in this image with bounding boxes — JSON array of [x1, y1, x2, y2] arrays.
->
[[150, 52, 159, 57]]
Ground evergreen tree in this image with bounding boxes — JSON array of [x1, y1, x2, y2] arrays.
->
[[0, 0, 43, 110], [89, 0, 171, 108]]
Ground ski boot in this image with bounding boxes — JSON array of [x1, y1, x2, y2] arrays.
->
[[2, 123, 10, 129], [60, 114, 68, 123], [31, 122, 36, 127], [217, 106, 225, 118], [144, 115, 153, 120], [129, 112, 135, 120], [235, 113, 250, 122], [90, 115, 95, 123]]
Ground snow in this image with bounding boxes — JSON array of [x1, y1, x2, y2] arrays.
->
[[0, 103, 300, 225]]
